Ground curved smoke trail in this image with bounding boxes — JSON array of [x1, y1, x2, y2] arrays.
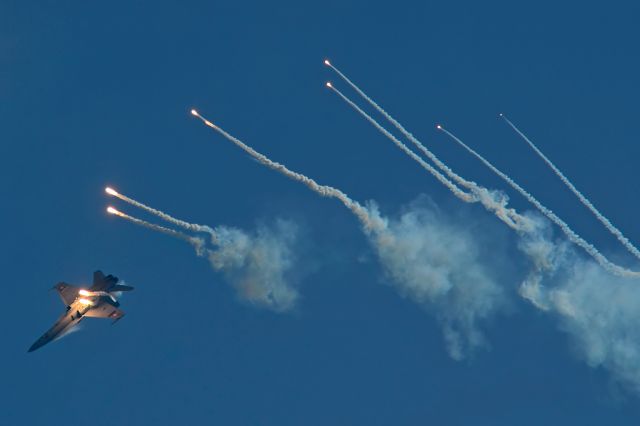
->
[[190, 110, 384, 232], [107, 205, 299, 312], [105, 186, 218, 243], [192, 109, 508, 359], [107, 206, 206, 254], [327, 81, 530, 231]]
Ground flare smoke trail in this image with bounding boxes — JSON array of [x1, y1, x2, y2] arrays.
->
[[192, 109, 507, 359], [107, 205, 299, 312], [325, 60, 640, 387], [105, 187, 217, 242], [325, 60, 595, 247], [326, 83, 476, 204], [190, 110, 383, 232], [106, 206, 206, 253], [326, 81, 530, 231], [437, 126, 640, 278], [501, 115, 640, 261], [325, 60, 476, 192]]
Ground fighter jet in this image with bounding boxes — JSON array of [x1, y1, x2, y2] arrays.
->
[[28, 271, 133, 352]]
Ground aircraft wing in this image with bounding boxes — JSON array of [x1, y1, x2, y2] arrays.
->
[[84, 304, 125, 321], [53, 282, 79, 306]]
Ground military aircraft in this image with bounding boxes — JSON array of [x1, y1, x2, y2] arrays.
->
[[28, 271, 133, 352]]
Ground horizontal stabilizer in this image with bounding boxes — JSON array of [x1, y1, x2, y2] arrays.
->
[[84, 304, 125, 321], [110, 284, 134, 292]]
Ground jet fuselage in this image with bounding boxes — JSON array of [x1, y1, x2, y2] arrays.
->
[[28, 271, 131, 352], [28, 298, 96, 352]]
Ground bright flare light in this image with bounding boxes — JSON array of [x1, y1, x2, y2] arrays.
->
[[324, 59, 331, 66], [436, 124, 443, 130], [326, 82, 333, 88], [107, 206, 121, 216], [191, 109, 199, 116], [79, 289, 91, 297], [105, 187, 118, 196], [78, 298, 93, 306]]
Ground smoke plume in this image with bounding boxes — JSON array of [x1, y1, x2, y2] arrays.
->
[[207, 220, 300, 312]]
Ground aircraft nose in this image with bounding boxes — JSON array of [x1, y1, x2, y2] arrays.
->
[[27, 336, 48, 353]]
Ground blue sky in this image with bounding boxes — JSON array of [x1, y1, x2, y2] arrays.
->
[[3, 1, 640, 424]]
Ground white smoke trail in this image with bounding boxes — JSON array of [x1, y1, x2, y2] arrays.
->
[[438, 126, 640, 278], [502, 114, 640, 261], [192, 111, 508, 358], [325, 60, 475, 191], [326, 59, 640, 271], [324, 61, 531, 230], [326, 83, 476, 204], [190, 110, 385, 232], [326, 82, 531, 232], [108, 207, 206, 255], [105, 187, 217, 243], [108, 205, 300, 312]]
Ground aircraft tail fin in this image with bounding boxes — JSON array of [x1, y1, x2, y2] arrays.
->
[[92, 270, 120, 291]]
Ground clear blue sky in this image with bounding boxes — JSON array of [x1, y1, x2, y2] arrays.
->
[[3, 1, 640, 424]]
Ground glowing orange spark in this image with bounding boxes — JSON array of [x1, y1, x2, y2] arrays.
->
[[107, 206, 123, 216]]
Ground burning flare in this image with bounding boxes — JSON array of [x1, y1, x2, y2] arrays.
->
[[107, 206, 123, 216], [105, 187, 118, 196], [104, 185, 216, 240]]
